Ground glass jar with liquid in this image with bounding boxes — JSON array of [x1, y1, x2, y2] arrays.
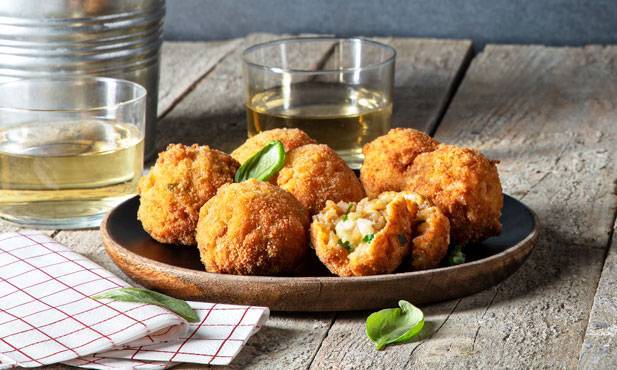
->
[[0, 77, 146, 229], [243, 38, 396, 169]]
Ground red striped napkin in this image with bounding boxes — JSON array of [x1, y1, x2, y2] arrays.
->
[[0, 231, 269, 369]]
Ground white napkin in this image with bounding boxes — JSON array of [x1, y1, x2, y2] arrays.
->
[[0, 231, 269, 369]]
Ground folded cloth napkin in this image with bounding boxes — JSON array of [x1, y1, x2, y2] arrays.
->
[[0, 231, 269, 369]]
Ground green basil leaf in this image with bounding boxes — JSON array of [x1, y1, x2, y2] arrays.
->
[[448, 245, 466, 266], [92, 287, 199, 323], [365, 300, 424, 350], [235, 140, 286, 182]]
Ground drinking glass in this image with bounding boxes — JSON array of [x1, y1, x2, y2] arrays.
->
[[0, 77, 146, 229], [243, 37, 396, 168]]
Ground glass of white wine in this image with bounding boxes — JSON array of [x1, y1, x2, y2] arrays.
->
[[243, 37, 396, 169], [0, 77, 146, 229]]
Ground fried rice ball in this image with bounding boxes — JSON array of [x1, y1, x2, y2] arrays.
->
[[137, 144, 239, 246], [276, 144, 365, 215], [405, 144, 503, 246], [400, 192, 450, 270], [360, 128, 439, 197], [196, 179, 309, 275], [231, 128, 316, 164], [310, 192, 414, 276]]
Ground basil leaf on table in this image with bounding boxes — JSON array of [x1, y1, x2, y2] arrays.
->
[[448, 245, 466, 266], [365, 300, 424, 350], [92, 287, 199, 323], [235, 140, 286, 182]]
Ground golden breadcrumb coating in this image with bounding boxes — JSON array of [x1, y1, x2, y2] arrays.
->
[[405, 144, 503, 246], [137, 144, 239, 246], [196, 179, 309, 275], [400, 192, 450, 270], [310, 192, 414, 276], [360, 128, 439, 197], [231, 128, 316, 164], [276, 144, 365, 215]]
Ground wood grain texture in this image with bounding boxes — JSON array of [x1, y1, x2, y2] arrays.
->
[[375, 37, 472, 133], [155, 33, 318, 153], [158, 40, 242, 116], [155, 35, 473, 152], [579, 220, 617, 369], [316, 37, 472, 134], [309, 300, 461, 369], [175, 313, 335, 370], [403, 45, 617, 369], [311, 45, 617, 369]]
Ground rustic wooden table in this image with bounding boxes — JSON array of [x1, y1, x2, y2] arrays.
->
[[6, 34, 616, 369]]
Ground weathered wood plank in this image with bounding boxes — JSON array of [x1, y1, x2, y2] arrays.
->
[[158, 39, 242, 116], [173, 313, 334, 370], [155, 36, 472, 153], [316, 37, 471, 134], [312, 44, 617, 369], [155, 33, 282, 153], [579, 221, 617, 369], [375, 37, 472, 133], [155, 33, 333, 153], [310, 301, 460, 370], [402, 45, 617, 369]]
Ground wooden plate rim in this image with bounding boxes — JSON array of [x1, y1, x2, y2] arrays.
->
[[100, 195, 539, 284]]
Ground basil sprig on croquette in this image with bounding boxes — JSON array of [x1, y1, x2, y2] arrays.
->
[[235, 140, 285, 182]]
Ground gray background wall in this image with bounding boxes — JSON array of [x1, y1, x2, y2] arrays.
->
[[164, 0, 617, 49]]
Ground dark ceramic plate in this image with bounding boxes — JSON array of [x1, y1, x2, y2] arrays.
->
[[101, 194, 538, 311]]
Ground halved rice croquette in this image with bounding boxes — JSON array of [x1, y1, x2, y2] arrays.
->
[[196, 179, 309, 275], [310, 192, 414, 277], [360, 128, 439, 197], [400, 192, 450, 271], [137, 144, 239, 246], [277, 144, 365, 215], [405, 144, 503, 246], [231, 128, 316, 164]]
